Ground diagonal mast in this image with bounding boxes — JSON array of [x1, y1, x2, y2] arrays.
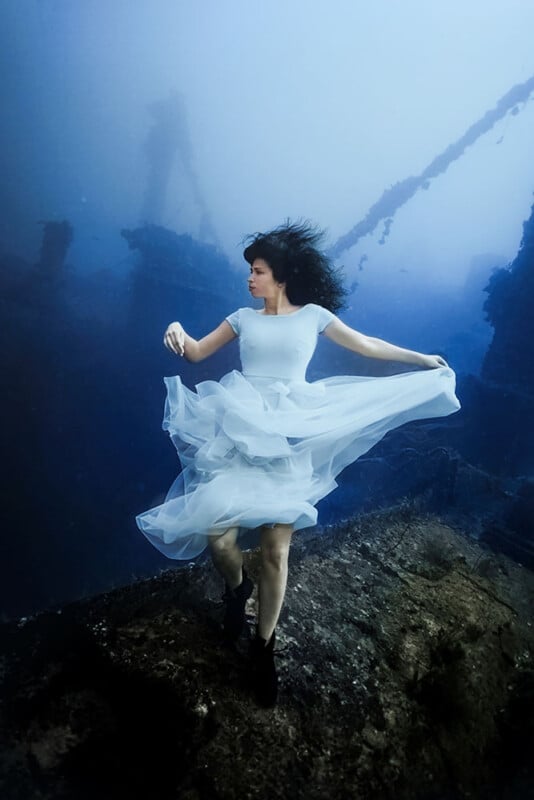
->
[[328, 75, 534, 259]]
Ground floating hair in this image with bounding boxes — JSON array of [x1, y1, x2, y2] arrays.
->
[[242, 219, 347, 313]]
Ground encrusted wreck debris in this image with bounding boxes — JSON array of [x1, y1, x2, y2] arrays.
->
[[1, 510, 532, 800]]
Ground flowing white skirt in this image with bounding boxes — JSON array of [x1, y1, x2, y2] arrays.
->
[[136, 367, 460, 559]]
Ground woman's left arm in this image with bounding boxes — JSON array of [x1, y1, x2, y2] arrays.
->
[[323, 318, 448, 369]]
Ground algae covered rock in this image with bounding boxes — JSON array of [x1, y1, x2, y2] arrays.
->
[[1, 510, 533, 799]]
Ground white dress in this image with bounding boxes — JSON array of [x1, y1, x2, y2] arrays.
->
[[136, 304, 460, 559]]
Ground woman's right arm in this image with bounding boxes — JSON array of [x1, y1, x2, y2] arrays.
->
[[163, 320, 236, 362]]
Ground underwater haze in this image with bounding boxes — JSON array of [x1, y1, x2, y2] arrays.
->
[[1, 0, 534, 619]]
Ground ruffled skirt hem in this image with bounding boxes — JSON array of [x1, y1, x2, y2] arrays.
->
[[136, 367, 460, 559]]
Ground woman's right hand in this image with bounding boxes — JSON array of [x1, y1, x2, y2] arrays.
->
[[164, 322, 186, 356]]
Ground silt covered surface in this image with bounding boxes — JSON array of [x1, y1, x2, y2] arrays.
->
[[1, 508, 533, 800]]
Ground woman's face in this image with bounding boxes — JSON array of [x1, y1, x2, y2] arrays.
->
[[248, 258, 283, 298]]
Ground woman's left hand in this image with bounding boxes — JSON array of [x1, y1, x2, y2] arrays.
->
[[420, 354, 449, 369]]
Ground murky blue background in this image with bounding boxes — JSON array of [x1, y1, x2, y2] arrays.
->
[[2, 0, 533, 619]]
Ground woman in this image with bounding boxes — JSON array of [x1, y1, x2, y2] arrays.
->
[[136, 221, 460, 707]]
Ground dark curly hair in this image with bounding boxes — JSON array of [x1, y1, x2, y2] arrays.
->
[[242, 220, 347, 313]]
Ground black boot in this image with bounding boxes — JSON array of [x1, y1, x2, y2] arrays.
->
[[249, 629, 278, 708], [221, 569, 254, 643]]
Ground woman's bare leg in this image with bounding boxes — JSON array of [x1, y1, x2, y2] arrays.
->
[[258, 523, 293, 641], [207, 526, 243, 589]]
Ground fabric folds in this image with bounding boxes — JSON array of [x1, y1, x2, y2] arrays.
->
[[136, 366, 460, 559]]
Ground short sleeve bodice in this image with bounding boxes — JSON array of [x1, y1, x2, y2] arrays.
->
[[225, 304, 337, 382]]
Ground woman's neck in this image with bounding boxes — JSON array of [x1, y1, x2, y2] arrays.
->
[[262, 293, 299, 316]]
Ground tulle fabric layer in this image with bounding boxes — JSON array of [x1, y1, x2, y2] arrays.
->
[[136, 367, 460, 559]]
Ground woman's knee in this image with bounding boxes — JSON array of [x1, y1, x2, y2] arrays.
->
[[208, 527, 239, 556], [261, 529, 292, 570], [261, 543, 290, 571]]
